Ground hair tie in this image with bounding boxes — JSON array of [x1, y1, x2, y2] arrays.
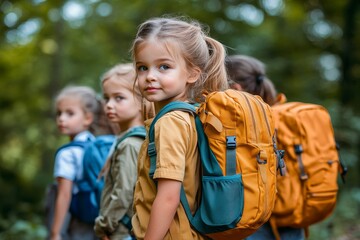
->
[[256, 75, 264, 84]]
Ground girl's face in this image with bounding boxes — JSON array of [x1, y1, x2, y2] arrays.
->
[[135, 39, 198, 111], [56, 97, 93, 139], [102, 77, 142, 130]]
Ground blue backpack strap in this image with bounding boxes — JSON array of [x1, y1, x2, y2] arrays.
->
[[55, 141, 89, 156]]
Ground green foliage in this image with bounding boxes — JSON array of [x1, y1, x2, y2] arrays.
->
[[0, 0, 359, 238]]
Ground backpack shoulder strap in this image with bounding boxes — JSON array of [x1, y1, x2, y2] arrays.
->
[[115, 126, 147, 148], [148, 101, 223, 178], [148, 102, 196, 178], [55, 141, 90, 156]]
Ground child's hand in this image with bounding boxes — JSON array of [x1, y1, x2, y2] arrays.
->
[[101, 236, 110, 240]]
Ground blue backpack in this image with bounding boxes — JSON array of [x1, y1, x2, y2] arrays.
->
[[56, 134, 116, 224], [58, 127, 147, 224]]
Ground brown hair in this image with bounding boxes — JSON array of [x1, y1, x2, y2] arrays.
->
[[131, 16, 228, 102], [225, 55, 277, 106]]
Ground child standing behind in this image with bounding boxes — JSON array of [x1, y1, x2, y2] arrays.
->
[[94, 63, 154, 240], [225, 54, 304, 240], [51, 86, 104, 240], [225, 54, 278, 106], [131, 16, 228, 239]]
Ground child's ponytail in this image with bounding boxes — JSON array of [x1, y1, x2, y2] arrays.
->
[[202, 36, 229, 96]]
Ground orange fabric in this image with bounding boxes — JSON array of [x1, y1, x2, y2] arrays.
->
[[132, 111, 205, 240], [197, 89, 278, 240], [271, 102, 340, 229]]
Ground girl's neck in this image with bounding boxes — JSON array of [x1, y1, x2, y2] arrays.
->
[[154, 97, 189, 114], [119, 120, 144, 134]]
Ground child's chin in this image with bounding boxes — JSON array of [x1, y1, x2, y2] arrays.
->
[[108, 117, 119, 123]]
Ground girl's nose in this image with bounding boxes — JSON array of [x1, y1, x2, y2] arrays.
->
[[105, 98, 114, 108], [146, 68, 156, 82], [57, 113, 65, 121]]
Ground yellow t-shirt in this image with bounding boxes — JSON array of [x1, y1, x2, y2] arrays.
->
[[132, 111, 206, 240]]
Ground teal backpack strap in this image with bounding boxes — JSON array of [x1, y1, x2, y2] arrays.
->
[[148, 101, 223, 178], [115, 126, 146, 148], [119, 214, 132, 232], [148, 102, 197, 178]]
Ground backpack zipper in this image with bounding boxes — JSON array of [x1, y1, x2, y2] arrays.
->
[[243, 94, 258, 141], [254, 97, 272, 138]]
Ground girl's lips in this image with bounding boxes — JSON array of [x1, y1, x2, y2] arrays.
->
[[58, 126, 66, 132], [106, 113, 117, 118], [145, 87, 159, 93]]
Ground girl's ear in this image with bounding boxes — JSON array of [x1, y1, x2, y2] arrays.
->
[[84, 112, 94, 127], [187, 67, 201, 84]]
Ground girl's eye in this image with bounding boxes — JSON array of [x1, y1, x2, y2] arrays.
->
[[137, 65, 147, 72], [115, 96, 125, 101], [103, 97, 109, 103], [66, 110, 74, 116], [159, 65, 169, 70]]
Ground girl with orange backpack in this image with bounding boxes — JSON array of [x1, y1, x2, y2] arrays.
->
[[130, 16, 229, 240]]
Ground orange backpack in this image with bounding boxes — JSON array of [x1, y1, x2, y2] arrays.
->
[[148, 89, 282, 239], [270, 100, 347, 238]]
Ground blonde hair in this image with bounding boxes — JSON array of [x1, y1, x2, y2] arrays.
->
[[55, 86, 109, 135], [101, 63, 155, 120], [131, 16, 228, 102], [225, 55, 277, 106]]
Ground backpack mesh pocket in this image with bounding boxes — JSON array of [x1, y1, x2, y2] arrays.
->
[[200, 174, 244, 227]]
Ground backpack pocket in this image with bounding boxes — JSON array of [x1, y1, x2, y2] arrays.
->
[[302, 189, 338, 226], [199, 174, 244, 227]]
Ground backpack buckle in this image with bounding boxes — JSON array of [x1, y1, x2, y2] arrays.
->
[[294, 144, 303, 154], [277, 150, 286, 176], [148, 142, 157, 157], [226, 136, 236, 149]]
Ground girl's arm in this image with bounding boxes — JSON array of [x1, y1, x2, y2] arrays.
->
[[144, 179, 181, 240], [50, 177, 72, 240]]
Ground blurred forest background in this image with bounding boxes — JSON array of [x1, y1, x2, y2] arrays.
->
[[0, 0, 359, 239]]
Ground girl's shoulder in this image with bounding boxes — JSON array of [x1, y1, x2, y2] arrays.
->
[[55, 131, 95, 158], [72, 131, 95, 142], [158, 110, 194, 125], [115, 126, 146, 149], [155, 110, 195, 132]]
